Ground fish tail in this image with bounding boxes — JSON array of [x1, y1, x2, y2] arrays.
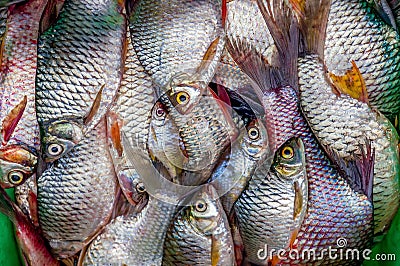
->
[[297, 0, 330, 57], [0, 188, 18, 225]]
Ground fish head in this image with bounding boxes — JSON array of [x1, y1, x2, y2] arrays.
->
[[0, 145, 37, 188], [41, 120, 84, 162], [242, 119, 270, 160], [117, 168, 148, 207], [166, 82, 202, 115], [272, 137, 306, 179], [187, 184, 223, 235]]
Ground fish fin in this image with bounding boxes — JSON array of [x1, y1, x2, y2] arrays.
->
[[371, 0, 398, 31], [0, 188, 18, 224], [195, 36, 222, 81], [108, 112, 124, 157], [1, 95, 27, 145], [298, 0, 330, 57], [39, 0, 64, 34], [222, 0, 227, 28], [226, 37, 283, 97], [216, 84, 232, 108], [229, 210, 244, 266], [289, 229, 299, 249], [211, 234, 221, 266], [270, 255, 281, 266], [83, 84, 104, 126], [293, 181, 303, 220], [323, 140, 375, 202], [27, 190, 39, 227], [287, 0, 306, 19], [256, 0, 300, 88], [327, 60, 369, 103]]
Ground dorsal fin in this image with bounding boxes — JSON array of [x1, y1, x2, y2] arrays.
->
[[256, 0, 300, 88], [1, 95, 27, 145]]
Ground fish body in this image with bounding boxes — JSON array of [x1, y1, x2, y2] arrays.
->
[[129, 0, 225, 91], [0, 188, 58, 266], [35, 0, 126, 162], [210, 119, 271, 213], [298, 54, 400, 234], [324, 0, 400, 119], [83, 194, 176, 266], [260, 87, 373, 265], [235, 136, 308, 265], [0, 0, 49, 187], [37, 118, 118, 258], [163, 184, 235, 266]]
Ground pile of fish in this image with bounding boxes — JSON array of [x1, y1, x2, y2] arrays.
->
[[0, 0, 399, 265]]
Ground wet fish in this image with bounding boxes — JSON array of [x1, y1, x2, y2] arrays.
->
[[0, 0, 49, 188], [149, 85, 238, 186], [35, 0, 126, 162], [323, 0, 400, 121], [298, 54, 400, 235], [228, 36, 373, 265], [107, 24, 157, 206], [210, 119, 271, 213], [37, 118, 118, 258], [129, 0, 225, 99], [163, 184, 235, 266], [234, 136, 308, 265], [0, 187, 58, 266]]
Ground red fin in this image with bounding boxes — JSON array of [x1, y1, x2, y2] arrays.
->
[[216, 84, 231, 108], [109, 113, 123, 157], [1, 95, 27, 145], [28, 191, 39, 227], [222, 0, 227, 28], [327, 60, 369, 104], [84, 84, 105, 126]]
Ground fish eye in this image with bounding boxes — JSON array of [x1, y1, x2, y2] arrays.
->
[[135, 182, 146, 193], [281, 146, 294, 159], [8, 170, 25, 185], [155, 107, 165, 117], [175, 91, 190, 105], [247, 127, 260, 140], [194, 199, 207, 212], [47, 143, 64, 156]]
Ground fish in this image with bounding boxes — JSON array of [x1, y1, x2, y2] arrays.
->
[[297, 0, 400, 235], [322, 0, 400, 121], [148, 85, 238, 186], [37, 118, 118, 258], [107, 24, 157, 206], [227, 7, 374, 262], [128, 0, 225, 99], [0, 187, 58, 266], [163, 184, 235, 266], [210, 118, 271, 213], [234, 136, 308, 265], [14, 176, 39, 227], [298, 54, 400, 235], [82, 135, 181, 266], [35, 0, 126, 162], [0, 0, 50, 188]]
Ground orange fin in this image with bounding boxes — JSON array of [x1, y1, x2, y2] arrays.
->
[[84, 84, 104, 126], [211, 234, 220, 266], [108, 113, 123, 157], [1, 95, 27, 145], [288, 0, 306, 18], [293, 181, 303, 220], [270, 254, 281, 266], [328, 60, 369, 103], [289, 229, 299, 249]]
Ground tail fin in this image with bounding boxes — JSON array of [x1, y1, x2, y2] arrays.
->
[[256, 0, 300, 88], [0, 188, 18, 225], [297, 0, 330, 57]]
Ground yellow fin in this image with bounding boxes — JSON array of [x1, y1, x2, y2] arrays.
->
[[328, 60, 369, 103], [211, 234, 220, 266]]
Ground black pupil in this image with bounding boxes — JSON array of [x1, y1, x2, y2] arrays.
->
[[284, 148, 292, 156], [51, 146, 59, 153], [11, 174, 22, 182], [250, 129, 257, 136], [179, 94, 187, 102], [197, 203, 204, 210]]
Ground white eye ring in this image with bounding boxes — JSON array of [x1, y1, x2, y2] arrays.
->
[[136, 182, 146, 193], [248, 127, 260, 140], [195, 199, 207, 212], [47, 143, 64, 156], [8, 170, 25, 185]]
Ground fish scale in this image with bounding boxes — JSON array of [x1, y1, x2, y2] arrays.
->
[[325, 0, 400, 118], [35, 0, 126, 161], [253, 87, 373, 265], [298, 55, 400, 235], [37, 118, 117, 259], [129, 0, 225, 89]]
